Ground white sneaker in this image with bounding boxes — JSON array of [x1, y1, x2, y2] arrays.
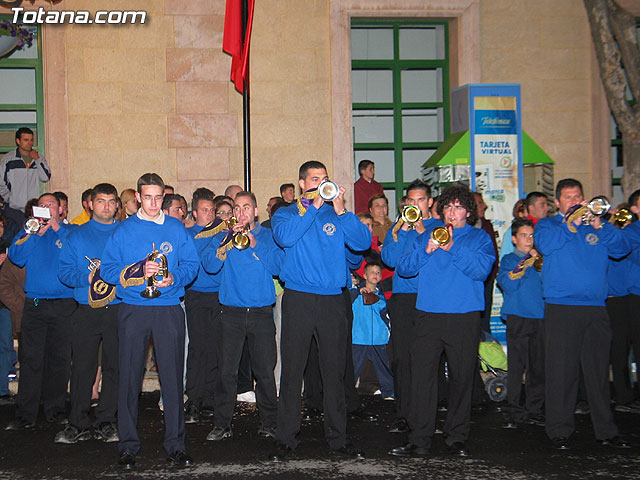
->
[[373, 389, 382, 396], [236, 391, 256, 403]]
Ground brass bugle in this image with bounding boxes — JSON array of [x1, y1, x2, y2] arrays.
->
[[612, 208, 633, 229], [141, 243, 169, 299], [24, 217, 40, 234], [401, 205, 422, 230], [232, 225, 250, 250], [318, 179, 340, 201], [431, 220, 453, 247]]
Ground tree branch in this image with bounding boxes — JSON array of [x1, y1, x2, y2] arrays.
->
[[607, 0, 640, 108], [584, 0, 635, 136]]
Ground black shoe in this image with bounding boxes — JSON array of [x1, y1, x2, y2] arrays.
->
[[302, 407, 321, 422], [5, 418, 35, 431], [502, 420, 518, 429], [185, 404, 199, 424], [388, 418, 409, 433], [118, 451, 136, 470], [329, 443, 365, 460], [206, 426, 232, 441], [348, 408, 377, 422], [597, 436, 631, 449], [524, 414, 545, 427], [46, 412, 69, 425], [94, 422, 119, 443], [269, 443, 296, 462], [257, 425, 276, 440], [551, 437, 570, 450], [447, 442, 469, 457], [54, 425, 91, 444], [200, 406, 215, 418], [614, 400, 640, 414], [388, 442, 429, 457], [574, 401, 590, 415], [167, 450, 194, 468]]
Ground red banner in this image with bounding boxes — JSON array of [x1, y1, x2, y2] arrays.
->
[[223, 0, 255, 93]]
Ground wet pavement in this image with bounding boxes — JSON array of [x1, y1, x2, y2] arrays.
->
[[1, 392, 639, 479]]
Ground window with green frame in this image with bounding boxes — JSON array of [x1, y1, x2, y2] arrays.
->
[[350, 20, 449, 215], [0, 19, 44, 157]]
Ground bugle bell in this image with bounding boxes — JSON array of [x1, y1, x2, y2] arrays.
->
[[24, 217, 41, 234], [612, 208, 633, 229], [431, 219, 454, 247], [232, 225, 250, 250], [318, 180, 340, 201], [401, 205, 422, 230], [141, 243, 169, 299]]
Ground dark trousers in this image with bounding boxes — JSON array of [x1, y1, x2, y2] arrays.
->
[[69, 303, 119, 429], [215, 305, 277, 429], [388, 293, 417, 421], [352, 344, 394, 398], [303, 287, 360, 413], [184, 290, 220, 409], [118, 304, 185, 456], [408, 311, 481, 449], [238, 339, 255, 394], [544, 304, 618, 440], [16, 298, 76, 423], [277, 289, 347, 450], [608, 295, 640, 404], [504, 315, 544, 422]]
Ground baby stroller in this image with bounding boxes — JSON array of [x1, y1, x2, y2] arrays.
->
[[478, 332, 508, 402]]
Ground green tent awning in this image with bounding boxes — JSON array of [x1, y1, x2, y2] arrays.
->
[[424, 130, 554, 168]]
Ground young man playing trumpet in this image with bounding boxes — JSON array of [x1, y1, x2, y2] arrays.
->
[[100, 173, 199, 469], [381, 179, 439, 434], [535, 179, 629, 450], [270, 161, 371, 461], [391, 185, 495, 458], [201, 191, 283, 442]]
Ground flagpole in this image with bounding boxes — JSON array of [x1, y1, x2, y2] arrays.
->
[[241, 0, 251, 192]]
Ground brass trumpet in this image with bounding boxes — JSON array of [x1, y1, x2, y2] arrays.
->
[[401, 205, 422, 230], [431, 219, 454, 246], [24, 218, 41, 234], [141, 243, 169, 299], [318, 179, 340, 201], [507, 250, 543, 280], [232, 225, 250, 250], [612, 208, 633, 229]]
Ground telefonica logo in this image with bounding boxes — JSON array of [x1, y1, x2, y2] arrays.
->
[[481, 117, 511, 126]]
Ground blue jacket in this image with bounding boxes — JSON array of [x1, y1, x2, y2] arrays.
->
[[58, 219, 121, 305], [9, 224, 74, 299], [202, 224, 284, 307], [100, 215, 199, 306], [622, 222, 640, 296], [608, 255, 631, 297], [497, 250, 544, 319], [381, 217, 443, 294], [186, 224, 222, 293], [351, 287, 389, 345], [534, 214, 629, 306], [397, 223, 495, 313], [272, 203, 371, 295]]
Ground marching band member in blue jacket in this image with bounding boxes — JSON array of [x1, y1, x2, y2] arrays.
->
[[535, 178, 629, 450], [201, 191, 283, 443], [269, 161, 371, 461], [390, 185, 494, 459]]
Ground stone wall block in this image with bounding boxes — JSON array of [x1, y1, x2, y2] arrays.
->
[[166, 48, 230, 82], [122, 82, 176, 114], [174, 15, 223, 49], [168, 114, 239, 148], [176, 82, 228, 114], [164, 0, 225, 15], [84, 49, 156, 82], [68, 82, 122, 115], [176, 147, 230, 180], [284, 83, 330, 114]]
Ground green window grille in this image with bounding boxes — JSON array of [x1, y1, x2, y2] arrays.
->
[[351, 19, 449, 214], [0, 18, 44, 156]]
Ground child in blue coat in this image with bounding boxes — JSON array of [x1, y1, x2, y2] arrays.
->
[[351, 261, 394, 399]]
